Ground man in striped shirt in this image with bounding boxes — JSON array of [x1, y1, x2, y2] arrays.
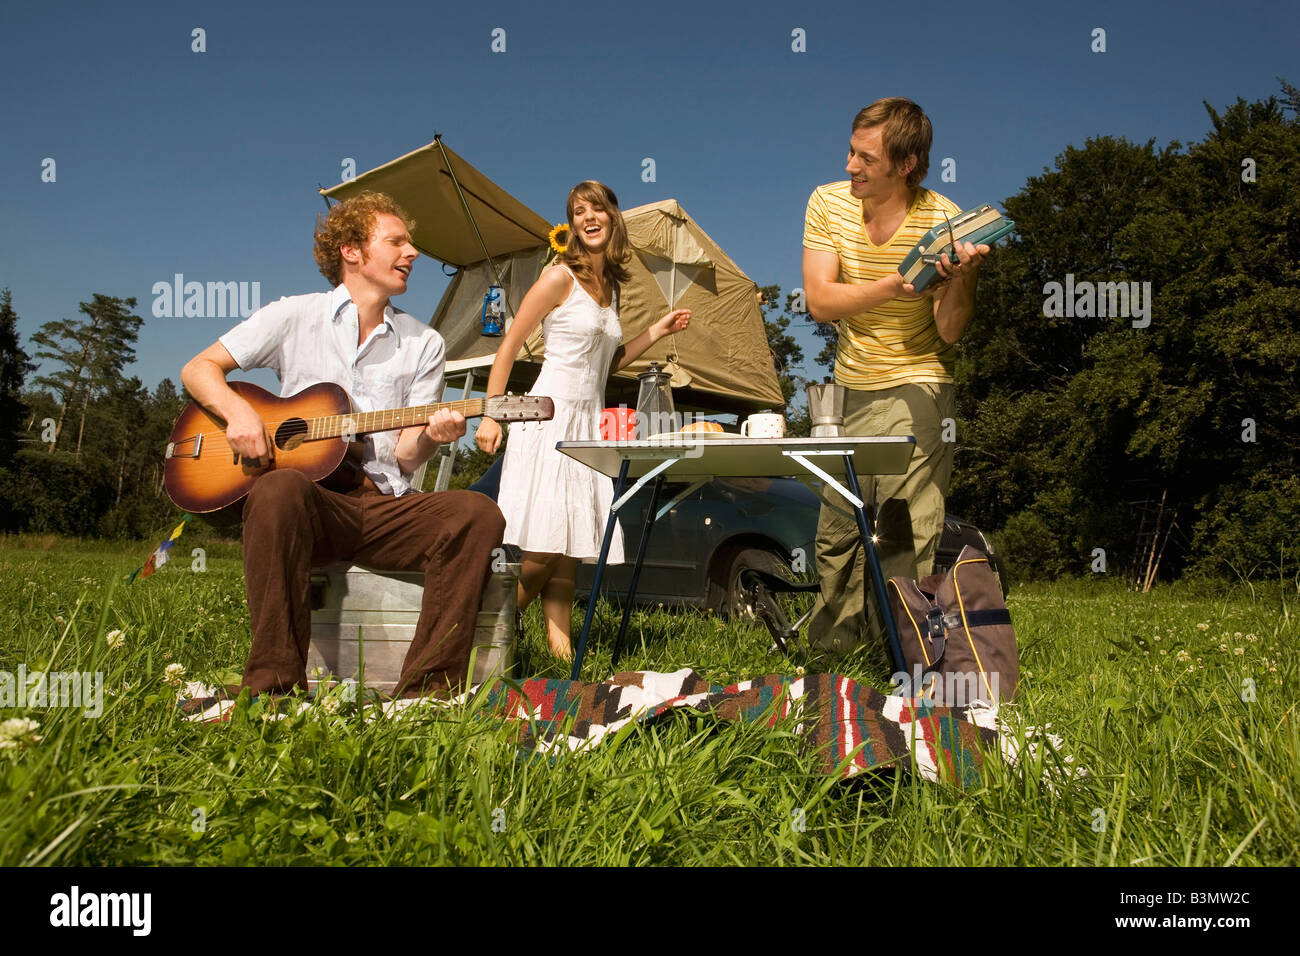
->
[[802, 97, 990, 655]]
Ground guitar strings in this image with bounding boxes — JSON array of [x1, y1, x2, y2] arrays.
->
[[173, 398, 502, 454]]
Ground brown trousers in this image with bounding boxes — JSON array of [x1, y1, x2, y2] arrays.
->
[[239, 469, 505, 697]]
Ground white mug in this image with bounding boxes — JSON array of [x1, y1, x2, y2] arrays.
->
[[741, 413, 785, 438]]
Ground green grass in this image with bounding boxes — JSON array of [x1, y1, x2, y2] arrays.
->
[[0, 536, 1295, 865]]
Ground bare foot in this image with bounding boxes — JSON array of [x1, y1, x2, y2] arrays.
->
[[548, 637, 573, 662]]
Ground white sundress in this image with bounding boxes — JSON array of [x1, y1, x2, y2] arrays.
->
[[498, 265, 626, 564]]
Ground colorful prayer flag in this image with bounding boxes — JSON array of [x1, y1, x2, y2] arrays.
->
[[131, 516, 190, 582]]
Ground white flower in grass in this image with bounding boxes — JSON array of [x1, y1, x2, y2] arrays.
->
[[310, 666, 325, 680], [0, 718, 42, 750], [1235, 632, 1243, 639], [105, 629, 126, 650], [163, 663, 187, 686], [320, 695, 341, 715], [1197, 622, 1209, 631], [1234, 647, 1245, 656], [1176, 650, 1191, 663]]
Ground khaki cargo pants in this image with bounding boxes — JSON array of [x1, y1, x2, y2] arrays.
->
[[808, 381, 954, 656]]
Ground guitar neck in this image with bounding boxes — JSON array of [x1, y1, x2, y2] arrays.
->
[[308, 398, 487, 440]]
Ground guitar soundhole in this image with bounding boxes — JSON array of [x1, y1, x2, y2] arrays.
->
[[275, 418, 309, 451]]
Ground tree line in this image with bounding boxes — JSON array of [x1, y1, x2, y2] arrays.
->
[[2, 85, 1296, 582], [0, 291, 184, 538]]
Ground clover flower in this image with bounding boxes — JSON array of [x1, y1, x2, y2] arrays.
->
[[0, 718, 42, 750]]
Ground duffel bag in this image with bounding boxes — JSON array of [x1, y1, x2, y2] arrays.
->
[[887, 545, 1018, 705]]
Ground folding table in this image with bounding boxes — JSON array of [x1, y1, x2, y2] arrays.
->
[[556, 435, 915, 679]]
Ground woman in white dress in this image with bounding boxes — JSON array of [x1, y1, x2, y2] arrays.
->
[[475, 181, 690, 660]]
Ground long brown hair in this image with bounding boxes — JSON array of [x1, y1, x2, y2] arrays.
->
[[560, 181, 631, 299]]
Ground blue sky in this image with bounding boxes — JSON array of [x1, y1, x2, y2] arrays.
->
[[2, 0, 1296, 399]]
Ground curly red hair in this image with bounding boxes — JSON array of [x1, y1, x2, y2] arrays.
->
[[313, 192, 415, 286]]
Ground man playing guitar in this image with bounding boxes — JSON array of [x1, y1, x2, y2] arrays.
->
[[181, 192, 505, 700]]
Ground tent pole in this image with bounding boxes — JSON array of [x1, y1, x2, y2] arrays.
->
[[434, 137, 510, 301], [668, 213, 683, 368], [434, 135, 533, 359]]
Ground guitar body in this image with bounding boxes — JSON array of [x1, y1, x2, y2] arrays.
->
[[165, 381, 353, 513], [163, 381, 554, 514]]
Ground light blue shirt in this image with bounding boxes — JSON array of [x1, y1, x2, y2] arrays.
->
[[220, 285, 446, 495]]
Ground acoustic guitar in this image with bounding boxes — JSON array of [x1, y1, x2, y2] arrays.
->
[[164, 380, 552, 513]]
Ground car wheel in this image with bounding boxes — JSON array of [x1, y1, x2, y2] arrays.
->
[[707, 545, 788, 617]]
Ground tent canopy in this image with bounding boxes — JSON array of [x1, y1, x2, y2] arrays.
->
[[319, 138, 551, 268]]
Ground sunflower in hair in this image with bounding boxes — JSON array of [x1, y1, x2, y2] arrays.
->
[[548, 223, 569, 254]]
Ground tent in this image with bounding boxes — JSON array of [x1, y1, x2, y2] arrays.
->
[[319, 137, 552, 268], [321, 140, 783, 414]]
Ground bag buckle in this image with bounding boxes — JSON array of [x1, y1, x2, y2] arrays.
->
[[925, 607, 945, 640], [924, 607, 947, 666]]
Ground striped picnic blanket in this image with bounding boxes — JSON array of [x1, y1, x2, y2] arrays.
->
[[459, 668, 1000, 785], [186, 669, 1066, 786]]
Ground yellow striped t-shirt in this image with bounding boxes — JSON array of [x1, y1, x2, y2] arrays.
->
[[803, 182, 962, 390]]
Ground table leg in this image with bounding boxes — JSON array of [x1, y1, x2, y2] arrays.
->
[[610, 474, 664, 666], [841, 455, 906, 673], [570, 459, 630, 680]]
